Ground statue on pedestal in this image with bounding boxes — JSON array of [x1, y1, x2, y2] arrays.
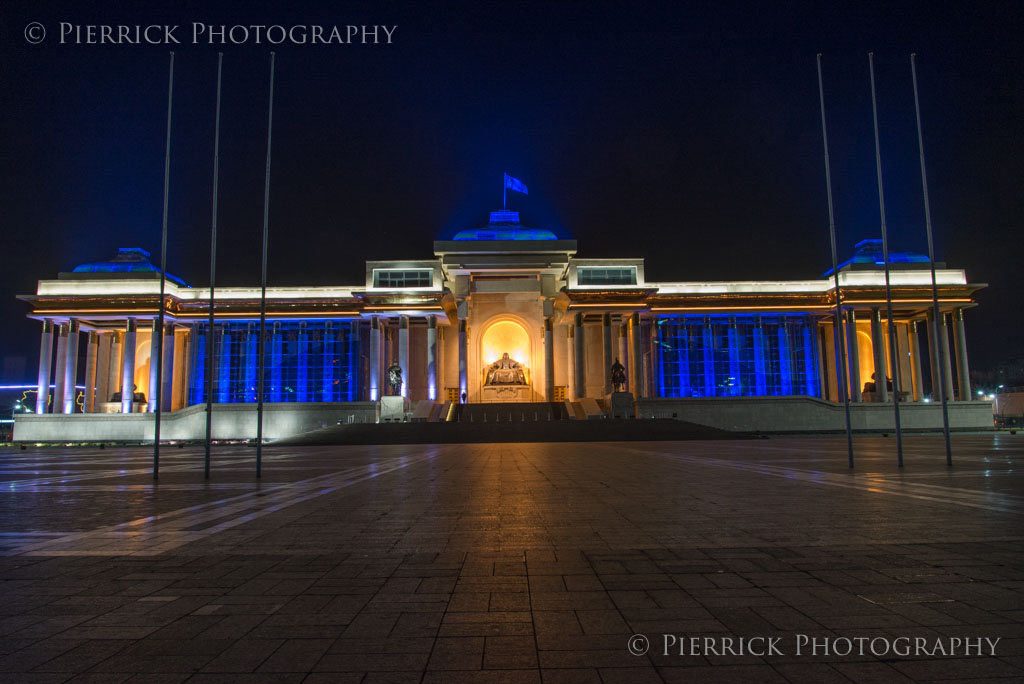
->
[[386, 361, 403, 396], [610, 358, 627, 392], [485, 353, 527, 386]]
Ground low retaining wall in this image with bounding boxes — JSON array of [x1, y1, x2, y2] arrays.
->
[[637, 396, 994, 432], [13, 402, 378, 443]]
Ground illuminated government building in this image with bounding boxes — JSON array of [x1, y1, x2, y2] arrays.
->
[[14, 209, 992, 441]]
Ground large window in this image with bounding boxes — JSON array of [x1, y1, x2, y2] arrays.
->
[[577, 267, 637, 286], [373, 269, 433, 288], [656, 314, 819, 398], [189, 321, 359, 404]]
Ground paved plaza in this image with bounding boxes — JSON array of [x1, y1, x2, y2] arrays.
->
[[0, 435, 1022, 683]]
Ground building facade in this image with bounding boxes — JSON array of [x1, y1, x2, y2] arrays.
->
[[18, 211, 986, 433]]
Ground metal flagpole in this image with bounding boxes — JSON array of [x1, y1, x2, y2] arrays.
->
[[816, 54, 854, 469], [868, 53, 904, 466], [154, 52, 174, 480], [205, 53, 223, 479], [256, 52, 276, 478], [911, 53, 952, 465]]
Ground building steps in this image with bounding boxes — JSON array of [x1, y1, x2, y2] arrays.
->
[[274, 417, 741, 446]]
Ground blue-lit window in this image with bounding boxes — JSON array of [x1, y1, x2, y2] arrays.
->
[[189, 321, 359, 404], [656, 315, 819, 398], [373, 269, 433, 288], [577, 267, 637, 286]]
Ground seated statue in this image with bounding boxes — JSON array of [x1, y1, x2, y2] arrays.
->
[[485, 353, 527, 385]]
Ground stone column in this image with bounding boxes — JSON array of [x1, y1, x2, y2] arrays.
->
[[398, 316, 410, 398], [752, 317, 766, 396], [909, 320, 924, 402], [62, 320, 80, 414], [427, 317, 438, 401], [161, 324, 175, 411], [601, 313, 613, 395], [369, 317, 381, 400], [348, 320, 359, 401], [244, 323, 258, 403], [816, 324, 829, 400], [631, 313, 645, 398], [567, 323, 576, 400], [321, 322, 335, 401], [926, 310, 940, 400], [544, 317, 555, 401], [574, 313, 586, 399], [177, 328, 192, 408], [83, 331, 99, 413], [297, 321, 309, 402], [107, 331, 123, 407], [775, 321, 790, 395], [646, 319, 658, 399], [149, 319, 161, 412], [727, 317, 740, 397], [870, 308, 888, 402], [953, 308, 971, 401], [617, 323, 628, 391], [802, 322, 816, 397], [121, 319, 137, 414], [458, 319, 468, 401], [95, 332, 111, 411], [269, 323, 282, 402], [35, 320, 54, 414], [52, 324, 68, 414], [702, 317, 715, 397], [436, 326, 445, 402], [939, 313, 955, 402], [846, 310, 861, 403]]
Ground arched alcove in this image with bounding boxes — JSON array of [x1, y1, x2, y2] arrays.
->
[[477, 316, 536, 401], [481, 320, 531, 368]]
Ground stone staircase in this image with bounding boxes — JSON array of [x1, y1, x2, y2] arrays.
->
[[274, 417, 741, 446], [449, 402, 571, 423]]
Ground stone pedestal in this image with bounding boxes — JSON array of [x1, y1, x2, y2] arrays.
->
[[608, 391, 635, 419], [482, 385, 531, 402], [379, 396, 408, 423]]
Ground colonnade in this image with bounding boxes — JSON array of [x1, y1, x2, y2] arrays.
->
[[34, 318, 183, 414], [565, 311, 651, 400], [367, 315, 441, 401], [31, 306, 974, 412], [837, 306, 971, 403]]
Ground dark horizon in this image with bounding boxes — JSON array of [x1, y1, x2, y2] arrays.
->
[[2, 0, 1021, 382]]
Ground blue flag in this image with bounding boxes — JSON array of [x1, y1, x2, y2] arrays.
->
[[504, 173, 528, 195]]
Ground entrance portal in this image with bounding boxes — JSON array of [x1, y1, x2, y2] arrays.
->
[[480, 319, 532, 402]]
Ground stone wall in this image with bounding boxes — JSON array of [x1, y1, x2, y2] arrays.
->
[[638, 396, 994, 432], [13, 402, 378, 443]]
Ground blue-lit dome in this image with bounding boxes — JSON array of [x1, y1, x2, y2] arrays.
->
[[72, 247, 187, 285], [822, 239, 931, 276], [452, 211, 558, 241]]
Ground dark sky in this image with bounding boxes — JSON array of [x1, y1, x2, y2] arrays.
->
[[1, 0, 1021, 380]]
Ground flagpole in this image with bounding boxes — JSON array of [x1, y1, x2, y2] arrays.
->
[[816, 54, 854, 469], [153, 51, 174, 480], [204, 53, 223, 480], [911, 53, 952, 465], [256, 52, 276, 478], [868, 53, 904, 466]]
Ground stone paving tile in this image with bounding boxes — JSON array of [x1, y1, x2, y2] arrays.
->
[[0, 435, 1023, 683]]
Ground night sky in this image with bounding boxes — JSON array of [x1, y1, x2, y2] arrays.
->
[[1, 1, 1021, 381]]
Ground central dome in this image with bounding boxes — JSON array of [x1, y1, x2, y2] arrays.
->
[[452, 210, 557, 241]]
